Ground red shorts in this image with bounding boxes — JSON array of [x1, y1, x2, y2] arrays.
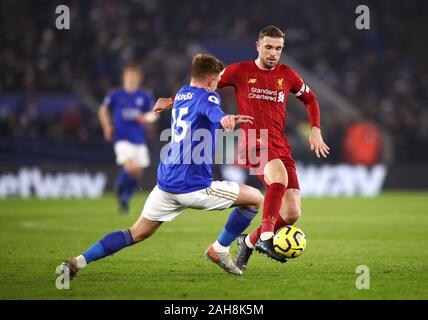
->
[[257, 160, 300, 190], [236, 143, 299, 190]]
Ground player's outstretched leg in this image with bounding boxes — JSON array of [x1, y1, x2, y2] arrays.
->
[[59, 228, 135, 279], [59, 217, 161, 279], [206, 184, 263, 274], [205, 245, 242, 275], [206, 206, 258, 275]]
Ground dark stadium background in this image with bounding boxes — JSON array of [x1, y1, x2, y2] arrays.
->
[[1, 0, 428, 196], [1, 0, 428, 303]]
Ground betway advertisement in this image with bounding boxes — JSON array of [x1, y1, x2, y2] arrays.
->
[[296, 164, 386, 197], [0, 163, 404, 199], [0, 167, 108, 199]]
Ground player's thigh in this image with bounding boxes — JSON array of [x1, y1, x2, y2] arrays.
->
[[140, 186, 185, 222], [123, 158, 141, 176], [263, 158, 288, 186], [178, 181, 239, 211], [233, 184, 264, 211]]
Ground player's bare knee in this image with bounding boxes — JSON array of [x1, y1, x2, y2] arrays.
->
[[254, 189, 264, 209], [285, 206, 301, 225], [134, 169, 143, 179], [264, 159, 288, 186], [130, 224, 153, 243], [236, 184, 263, 211], [270, 174, 287, 186], [130, 226, 146, 243], [129, 168, 142, 179], [124, 161, 140, 178], [247, 189, 264, 211]]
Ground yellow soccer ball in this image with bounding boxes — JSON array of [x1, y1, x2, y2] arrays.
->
[[273, 226, 307, 258]]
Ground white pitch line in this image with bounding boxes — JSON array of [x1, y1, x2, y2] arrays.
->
[[19, 221, 111, 233], [19, 221, 213, 233]]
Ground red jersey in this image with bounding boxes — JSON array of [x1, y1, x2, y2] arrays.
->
[[218, 60, 319, 167]]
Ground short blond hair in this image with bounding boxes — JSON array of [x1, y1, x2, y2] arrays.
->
[[191, 54, 224, 81]]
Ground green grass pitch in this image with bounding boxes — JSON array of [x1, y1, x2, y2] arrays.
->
[[0, 192, 427, 299]]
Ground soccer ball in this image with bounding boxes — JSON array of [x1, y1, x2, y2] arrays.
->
[[273, 226, 307, 258]]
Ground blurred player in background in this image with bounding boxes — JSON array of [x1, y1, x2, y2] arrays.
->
[[154, 26, 330, 270], [60, 54, 261, 277], [99, 64, 158, 214]]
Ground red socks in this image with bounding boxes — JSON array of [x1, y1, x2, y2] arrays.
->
[[274, 214, 287, 233], [261, 183, 286, 233], [248, 183, 286, 246], [249, 210, 288, 246], [249, 226, 261, 246]]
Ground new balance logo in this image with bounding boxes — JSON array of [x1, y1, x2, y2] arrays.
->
[[248, 78, 257, 84]]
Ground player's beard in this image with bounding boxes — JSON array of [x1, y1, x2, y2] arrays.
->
[[261, 57, 278, 70]]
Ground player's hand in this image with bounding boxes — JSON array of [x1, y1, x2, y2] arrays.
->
[[221, 114, 254, 131], [137, 111, 159, 124], [234, 114, 254, 125], [103, 125, 114, 142], [309, 127, 330, 158], [220, 115, 236, 131], [153, 97, 173, 114]]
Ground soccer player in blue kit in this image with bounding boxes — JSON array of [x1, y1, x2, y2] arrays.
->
[[99, 64, 158, 213], [60, 54, 263, 277]]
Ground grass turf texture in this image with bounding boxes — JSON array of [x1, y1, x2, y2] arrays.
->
[[0, 192, 427, 300]]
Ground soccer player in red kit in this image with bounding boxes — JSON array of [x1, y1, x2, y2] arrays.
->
[[154, 25, 329, 269]]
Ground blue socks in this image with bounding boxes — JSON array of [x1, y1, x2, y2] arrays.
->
[[82, 229, 134, 264], [217, 207, 257, 247], [121, 178, 139, 205], [116, 169, 129, 192], [116, 169, 140, 206]]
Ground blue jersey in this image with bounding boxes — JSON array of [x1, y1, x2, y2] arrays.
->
[[103, 88, 154, 144], [157, 85, 226, 193]]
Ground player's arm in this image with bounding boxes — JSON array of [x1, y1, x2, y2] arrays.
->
[[98, 104, 114, 142], [153, 97, 174, 114], [201, 93, 253, 131], [136, 111, 159, 124], [136, 93, 160, 124], [153, 64, 239, 114], [290, 69, 330, 158]]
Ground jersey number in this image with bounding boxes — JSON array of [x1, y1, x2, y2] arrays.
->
[[172, 107, 189, 142]]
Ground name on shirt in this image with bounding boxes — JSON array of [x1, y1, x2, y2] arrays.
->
[[175, 93, 194, 101]]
